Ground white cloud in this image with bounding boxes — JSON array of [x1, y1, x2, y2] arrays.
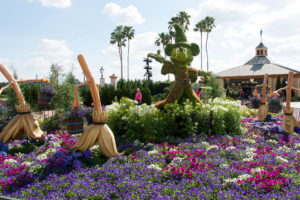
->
[[0, 58, 13, 67], [102, 3, 145, 25], [25, 39, 75, 77], [28, 0, 71, 8]]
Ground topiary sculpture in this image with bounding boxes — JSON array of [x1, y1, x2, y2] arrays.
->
[[148, 24, 208, 109]]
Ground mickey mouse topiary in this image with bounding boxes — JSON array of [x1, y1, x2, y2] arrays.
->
[[148, 24, 207, 109]]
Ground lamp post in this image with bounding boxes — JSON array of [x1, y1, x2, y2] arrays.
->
[[100, 66, 105, 87]]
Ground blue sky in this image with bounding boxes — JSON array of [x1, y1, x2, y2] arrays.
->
[[1, 0, 300, 83]]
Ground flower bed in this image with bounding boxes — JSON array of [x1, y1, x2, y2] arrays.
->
[[0, 113, 298, 199]]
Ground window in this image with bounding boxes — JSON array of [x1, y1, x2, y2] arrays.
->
[[257, 50, 260, 55]]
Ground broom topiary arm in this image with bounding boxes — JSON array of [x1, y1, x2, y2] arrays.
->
[[77, 55, 102, 112], [17, 78, 50, 85], [272, 87, 287, 97], [71, 81, 89, 110], [0, 82, 12, 95], [0, 64, 26, 105], [292, 87, 300, 92]]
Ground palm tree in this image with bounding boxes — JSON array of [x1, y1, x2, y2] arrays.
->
[[204, 16, 215, 72], [168, 11, 190, 32], [176, 11, 191, 31], [110, 25, 127, 80], [168, 30, 175, 44], [194, 20, 206, 70], [155, 32, 170, 57], [155, 32, 171, 80], [124, 26, 135, 81]]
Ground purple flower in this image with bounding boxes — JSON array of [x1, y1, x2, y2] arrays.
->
[[83, 149, 92, 159], [40, 85, 54, 96], [72, 160, 82, 169]]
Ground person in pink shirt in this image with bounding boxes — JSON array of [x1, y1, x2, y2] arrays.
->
[[135, 88, 142, 105]]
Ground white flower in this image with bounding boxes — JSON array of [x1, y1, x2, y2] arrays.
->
[[276, 156, 289, 163], [170, 157, 184, 165], [91, 144, 99, 152], [278, 146, 291, 153], [251, 168, 265, 174], [201, 142, 210, 147], [148, 150, 158, 155], [295, 143, 300, 148], [224, 174, 252, 184], [22, 161, 33, 167], [4, 158, 18, 165], [221, 164, 229, 168], [147, 164, 162, 171], [225, 146, 236, 151], [52, 142, 61, 147], [15, 152, 24, 158], [242, 157, 254, 162], [267, 140, 277, 144], [207, 145, 219, 151], [29, 163, 46, 173], [37, 153, 48, 161], [243, 138, 256, 144]]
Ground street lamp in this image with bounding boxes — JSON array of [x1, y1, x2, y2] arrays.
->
[[99, 66, 105, 87], [100, 66, 104, 79]]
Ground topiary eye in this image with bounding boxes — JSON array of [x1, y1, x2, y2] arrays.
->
[[175, 48, 179, 54], [183, 48, 187, 53]]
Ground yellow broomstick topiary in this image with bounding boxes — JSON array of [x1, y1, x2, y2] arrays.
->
[[72, 55, 120, 157], [272, 72, 300, 133], [0, 64, 48, 143], [253, 74, 273, 121]]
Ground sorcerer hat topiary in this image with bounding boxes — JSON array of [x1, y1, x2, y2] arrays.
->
[[165, 24, 200, 56]]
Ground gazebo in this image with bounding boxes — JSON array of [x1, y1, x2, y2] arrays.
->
[[216, 42, 300, 98]]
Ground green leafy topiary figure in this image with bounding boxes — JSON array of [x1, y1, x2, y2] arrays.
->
[[148, 24, 207, 109]]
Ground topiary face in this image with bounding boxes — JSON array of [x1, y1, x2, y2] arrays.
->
[[170, 46, 193, 66]]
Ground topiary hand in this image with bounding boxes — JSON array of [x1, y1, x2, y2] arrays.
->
[[147, 53, 165, 63]]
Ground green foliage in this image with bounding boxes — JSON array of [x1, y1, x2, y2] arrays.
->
[[51, 82, 74, 110], [21, 83, 41, 111], [275, 76, 281, 90], [203, 75, 224, 102], [80, 85, 93, 107], [141, 85, 152, 105], [6, 87, 18, 114], [107, 97, 242, 143], [40, 108, 66, 132]]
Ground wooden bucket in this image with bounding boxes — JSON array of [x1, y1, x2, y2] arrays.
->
[[66, 120, 84, 134], [268, 104, 282, 113], [38, 95, 52, 108]]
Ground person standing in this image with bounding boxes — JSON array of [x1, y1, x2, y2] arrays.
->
[[135, 88, 142, 105], [196, 88, 202, 97]]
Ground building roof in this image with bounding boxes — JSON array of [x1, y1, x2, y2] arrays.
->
[[256, 42, 267, 48], [216, 42, 300, 78]]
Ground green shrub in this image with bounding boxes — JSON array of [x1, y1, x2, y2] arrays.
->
[[107, 97, 242, 143], [40, 108, 66, 132]]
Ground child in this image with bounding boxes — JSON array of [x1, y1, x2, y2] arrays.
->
[[135, 88, 142, 105]]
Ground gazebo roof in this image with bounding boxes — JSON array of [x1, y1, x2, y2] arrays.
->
[[216, 42, 300, 78]]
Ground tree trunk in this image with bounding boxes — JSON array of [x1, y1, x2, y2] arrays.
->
[[200, 31, 202, 71], [206, 32, 209, 72], [118, 46, 123, 80], [127, 40, 130, 81]]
